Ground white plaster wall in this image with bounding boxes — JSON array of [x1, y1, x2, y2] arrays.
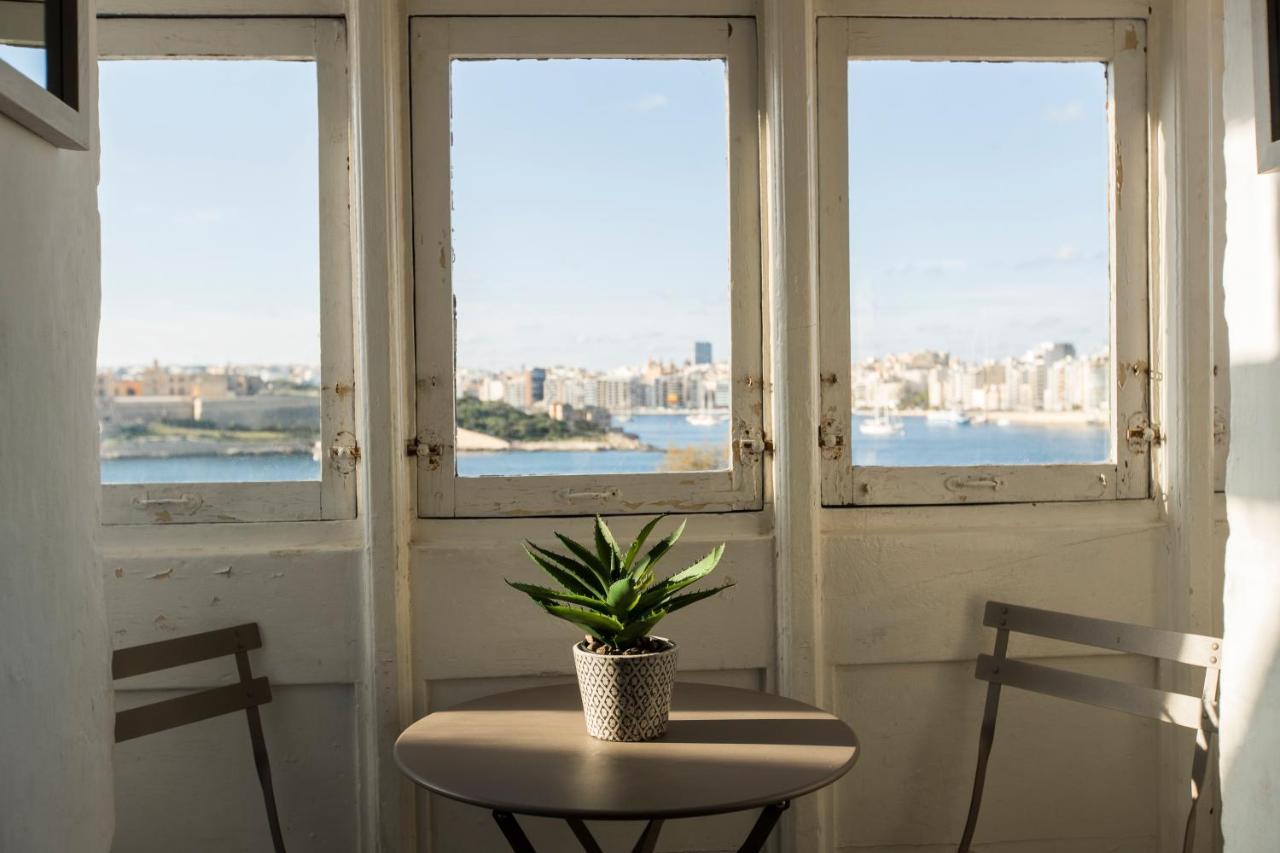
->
[[1219, 0, 1280, 848], [0, 47, 116, 853]]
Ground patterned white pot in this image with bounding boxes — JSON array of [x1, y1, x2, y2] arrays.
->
[[572, 638, 678, 742]]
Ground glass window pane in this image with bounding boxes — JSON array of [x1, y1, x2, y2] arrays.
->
[[450, 58, 732, 478], [0, 0, 47, 89], [97, 60, 322, 484], [848, 60, 1111, 467]]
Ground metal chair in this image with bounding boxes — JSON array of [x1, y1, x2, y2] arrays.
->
[[959, 601, 1221, 853], [113, 622, 286, 853]]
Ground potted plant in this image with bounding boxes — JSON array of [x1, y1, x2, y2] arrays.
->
[[507, 515, 731, 742]]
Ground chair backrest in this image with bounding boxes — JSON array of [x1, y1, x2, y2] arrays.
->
[[976, 601, 1221, 730], [959, 601, 1221, 853], [113, 622, 272, 741], [113, 622, 285, 852]]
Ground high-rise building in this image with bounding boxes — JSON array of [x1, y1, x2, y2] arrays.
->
[[694, 341, 713, 365]]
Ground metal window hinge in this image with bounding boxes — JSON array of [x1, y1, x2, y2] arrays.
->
[[818, 417, 845, 457], [329, 431, 361, 475], [1126, 414, 1164, 452]]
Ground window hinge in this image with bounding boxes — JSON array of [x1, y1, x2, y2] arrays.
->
[[818, 417, 845, 457], [1125, 414, 1164, 452], [329, 430, 360, 475]]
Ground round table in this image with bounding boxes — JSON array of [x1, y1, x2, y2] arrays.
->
[[395, 682, 859, 853]]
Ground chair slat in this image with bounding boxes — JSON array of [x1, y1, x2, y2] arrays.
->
[[113, 623, 262, 679], [115, 677, 273, 742], [983, 601, 1221, 667], [974, 655, 1203, 730]]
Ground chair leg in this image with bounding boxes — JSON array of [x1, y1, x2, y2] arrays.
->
[[1182, 667, 1221, 853], [236, 649, 286, 853], [958, 680, 1004, 853]]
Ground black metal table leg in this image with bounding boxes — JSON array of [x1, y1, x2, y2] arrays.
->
[[567, 818, 605, 853], [630, 819, 664, 853], [736, 801, 790, 853], [495, 803, 787, 853], [493, 811, 537, 853]]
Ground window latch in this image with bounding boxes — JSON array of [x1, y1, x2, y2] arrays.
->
[[733, 426, 771, 464], [1125, 414, 1164, 452]]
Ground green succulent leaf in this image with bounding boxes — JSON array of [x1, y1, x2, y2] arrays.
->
[[631, 518, 687, 578], [636, 544, 725, 612], [651, 582, 734, 617], [528, 542, 606, 596], [622, 514, 666, 574], [615, 611, 667, 646], [513, 518, 730, 651], [553, 533, 611, 589], [523, 545, 601, 598], [605, 576, 641, 618], [541, 605, 625, 635], [506, 581, 613, 615], [594, 516, 624, 579]]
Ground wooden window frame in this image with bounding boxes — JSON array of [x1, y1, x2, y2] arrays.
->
[[0, 0, 90, 149], [409, 16, 765, 519], [1252, 0, 1280, 172], [816, 16, 1151, 507], [97, 17, 359, 525]]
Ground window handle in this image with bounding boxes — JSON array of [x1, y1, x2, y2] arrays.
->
[[558, 488, 620, 501], [131, 494, 203, 512], [944, 476, 1004, 492]]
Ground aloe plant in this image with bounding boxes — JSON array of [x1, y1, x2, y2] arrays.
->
[[507, 515, 731, 651]]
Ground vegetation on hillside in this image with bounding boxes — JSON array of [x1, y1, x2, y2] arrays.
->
[[455, 397, 611, 442], [659, 446, 726, 472]]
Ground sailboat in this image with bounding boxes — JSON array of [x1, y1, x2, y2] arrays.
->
[[859, 407, 905, 436]]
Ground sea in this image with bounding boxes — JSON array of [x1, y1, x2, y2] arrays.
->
[[100, 413, 1109, 484]]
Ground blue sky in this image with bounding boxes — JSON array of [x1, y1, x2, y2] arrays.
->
[[95, 56, 1109, 370], [97, 60, 320, 368], [849, 60, 1110, 363], [0, 45, 46, 88]]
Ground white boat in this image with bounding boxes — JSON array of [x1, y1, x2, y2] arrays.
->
[[926, 409, 972, 426], [686, 413, 721, 427], [859, 409, 905, 436], [995, 417, 1012, 427]]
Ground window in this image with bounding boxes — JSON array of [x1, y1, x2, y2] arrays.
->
[[817, 18, 1150, 505], [0, 0, 88, 148], [411, 17, 763, 518], [97, 18, 356, 524]]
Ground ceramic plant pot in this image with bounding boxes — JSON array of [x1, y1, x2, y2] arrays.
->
[[572, 638, 678, 742]]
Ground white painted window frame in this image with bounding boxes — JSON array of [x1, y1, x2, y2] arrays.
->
[[816, 16, 1151, 507], [409, 15, 764, 519], [0, 0, 90, 149], [97, 17, 359, 525], [1251, 0, 1280, 172]]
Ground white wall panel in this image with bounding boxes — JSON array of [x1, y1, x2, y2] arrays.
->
[[112, 686, 357, 853]]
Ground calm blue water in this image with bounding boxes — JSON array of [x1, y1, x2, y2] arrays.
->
[[100, 413, 1108, 483], [850, 415, 1108, 467], [101, 453, 320, 484]]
